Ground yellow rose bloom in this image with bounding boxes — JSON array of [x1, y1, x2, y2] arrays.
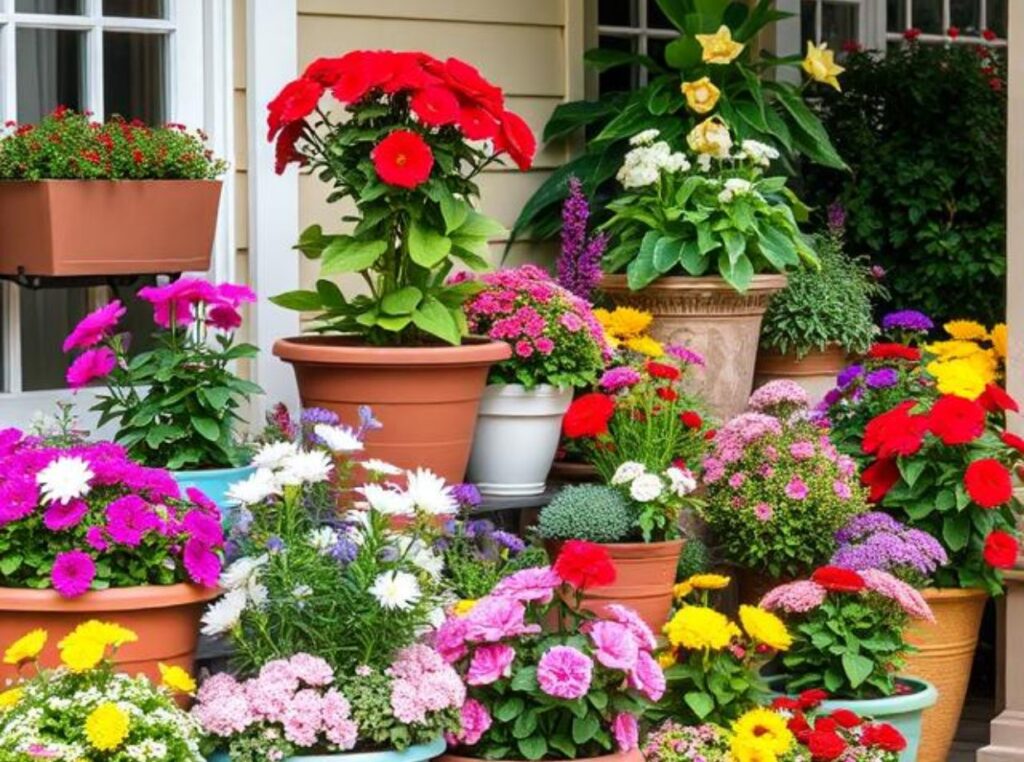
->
[[59, 632, 106, 673], [929, 359, 987, 400], [453, 599, 478, 616], [85, 702, 130, 751], [3, 628, 47, 665], [603, 307, 653, 338], [664, 605, 739, 650], [802, 41, 844, 91], [159, 662, 197, 694], [672, 581, 694, 600], [687, 573, 731, 590], [696, 25, 745, 64], [687, 117, 733, 158], [681, 77, 721, 114], [0, 687, 23, 711], [738, 605, 792, 651], [625, 335, 664, 358], [944, 319, 989, 341], [991, 323, 1008, 358], [733, 707, 794, 756]]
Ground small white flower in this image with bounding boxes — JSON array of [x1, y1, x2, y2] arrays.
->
[[292, 584, 313, 599], [314, 423, 364, 453], [697, 153, 713, 172], [360, 458, 403, 476], [629, 128, 661, 146], [629, 473, 664, 502], [247, 578, 269, 609], [662, 152, 691, 174], [225, 468, 280, 506], [740, 139, 779, 167], [219, 554, 269, 590], [395, 536, 444, 579], [200, 588, 248, 636], [36, 455, 94, 505], [252, 441, 299, 470], [369, 570, 422, 611], [277, 450, 334, 486], [308, 526, 339, 553], [357, 483, 414, 516], [611, 461, 647, 485], [724, 178, 752, 195], [717, 189, 734, 204], [666, 467, 698, 497], [405, 468, 458, 515]]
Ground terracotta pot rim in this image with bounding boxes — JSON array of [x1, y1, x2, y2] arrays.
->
[[273, 335, 512, 367], [0, 583, 222, 612], [599, 538, 685, 552], [756, 344, 849, 360], [601, 272, 788, 292], [919, 586, 990, 601], [0, 178, 223, 185]]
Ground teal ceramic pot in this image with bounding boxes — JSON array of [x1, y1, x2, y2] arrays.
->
[[207, 737, 446, 762], [767, 676, 937, 762], [171, 464, 255, 519]]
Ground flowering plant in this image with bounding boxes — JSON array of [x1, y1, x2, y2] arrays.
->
[[593, 306, 666, 358], [923, 318, 1006, 400], [0, 430, 223, 596], [268, 50, 535, 346], [63, 278, 261, 470], [438, 541, 663, 760], [0, 106, 226, 180], [0, 621, 207, 759], [607, 461, 701, 542], [701, 381, 868, 578], [831, 512, 948, 586], [761, 566, 934, 698], [601, 128, 816, 292], [556, 176, 608, 301], [461, 264, 609, 389]]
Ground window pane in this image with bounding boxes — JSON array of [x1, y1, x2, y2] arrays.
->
[[989, 0, 1007, 38], [822, 2, 859, 50], [950, 0, 981, 34], [16, 28, 85, 122], [20, 288, 91, 392], [887, 0, 907, 32], [801, 0, 818, 42], [647, 0, 675, 29], [912, 0, 943, 33], [15, 0, 82, 14], [597, 35, 637, 94], [598, 0, 638, 27], [102, 0, 166, 19], [103, 32, 166, 123]]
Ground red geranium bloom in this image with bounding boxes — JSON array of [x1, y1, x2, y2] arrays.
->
[[329, 51, 380, 103], [797, 689, 829, 710], [457, 107, 500, 141], [1001, 431, 1024, 454], [274, 121, 307, 175], [410, 87, 461, 127], [773, 696, 801, 712], [829, 709, 862, 729], [806, 730, 847, 761], [861, 457, 901, 503], [680, 410, 703, 429], [656, 387, 678, 402], [979, 383, 1020, 414], [811, 566, 866, 593], [371, 130, 434, 189], [904, 27, 922, 41], [563, 393, 615, 438], [704, 428, 717, 441], [867, 343, 921, 362], [380, 51, 438, 94], [928, 394, 986, 445], [553, 540, 617, 589], [303, 56, 347, 87], [862, 401, 928, 457], [647, 361, 681, 381], [266, 78, 323, 140], [787, 712, 811, 741], [495, 110, 537, 171], [861, 723, 907, 752], [983, 28, 998, 41], [965, 458, 1013, 508], [984, 530, 1019, 569], [441, 57, 505, 112]]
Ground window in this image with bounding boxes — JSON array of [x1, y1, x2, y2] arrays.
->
[[884, 0, 1007, 44], [0, 0, 205, 420], [801, 0, 868, 50], [595, 0, 679, 93]]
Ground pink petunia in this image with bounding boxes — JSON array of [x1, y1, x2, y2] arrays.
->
[[184, 509, 224, 547], [604, 604, 658, 651], [612, 712, 639, 751], [466, 643, 516, 685], [754, 502, 774, 522], [62, 300, 126, 352], [463, 597, 541, 643], [587, 620, 639, 670], [43, 499, 88, 531], [51, 550, 95, 597], [66, 347, 117, 389], [206, 303, 243, 331], [514, 340, 534, 358], [183, 538, 221, 587], [105, 495, 159, 546], [784, 476, 809, 501], [456, 698, 492, 746], [490, 566, 561, 604], [537, 646, 593, 699], [138, 277, 219, 328], [434, 615, 469, 663], [626, 650, 666, 702]]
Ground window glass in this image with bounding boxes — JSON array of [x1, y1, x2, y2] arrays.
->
[[647, 0, 675, 29], [15, 0, 82, 14], [15, 28, 85, 122], [801, 1, 818, 41], [950, 0, 982, 35], [989, 0, 1007, 37], [911, 0, 943, 33], [597, 35, 637, 93], [103, 32, 166, 123], [887, 0, 907, 31], [598, 0, 638, 27], [821, 2, 859, 50], [102, 0, 166, 19]]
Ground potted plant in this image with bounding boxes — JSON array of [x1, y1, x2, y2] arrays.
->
[[0, 620, 210, 758], [61, 279, 262, 511], [435, 542, 662, 762], [0, 107, 225, 278], [0, 430, 224, 686], [268, 50, 539, 482], [699, 381, 869, 602], [755, 205, 886, 401], [760, 566, 939, 762], [461, 264, 609, 495]]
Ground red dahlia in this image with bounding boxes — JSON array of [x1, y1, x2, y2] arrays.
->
[[979, 383, 1020, 413], [806, 730, 847, 761], [810, 566, 866, 593], [458, 106, 500, 141], [656, 387, 678, 402], [267, 78, 323, 139], [867, 343, 921, 362], [964, 458, 1013, 508], [983, 530, 1019, 569], [861, 723, 907, 752], [861, 458, 901, 502], [495, 110, 536, 171], [371, 130, 434, 189], [646, 361, 681, 381], [553, 540, 617, 590], [787, 712, 811, 741], [829, 709, 862, 729], [862, 401, 928, 457], [680, 410, 703, 429], [410, 86, 461, 127], [797, 688, 830, 710], [563, 393, 615, 438], [927, 394, 986, 445]]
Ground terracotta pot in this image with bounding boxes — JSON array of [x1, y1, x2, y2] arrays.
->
[[600, 274, 787, 420], [0, 180, 221, 277], [754, 344, 848, 403], [0, 583, 219, 686], [440, 749, 643, 762], [547, 460, 600, 485], [902, 587, 987, 762], [547, 539, 684, 632], [273, 336, 511, 483]]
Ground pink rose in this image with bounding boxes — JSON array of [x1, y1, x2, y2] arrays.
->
[[467, 643, 515, 685]]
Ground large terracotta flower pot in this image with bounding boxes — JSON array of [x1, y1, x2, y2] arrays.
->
[[0, 583, 220, 686], [440, 749, 643, 762], [903, 587, 988, 762], [754, 344, 848, 404], [273, 336, 511, 483], [601, 274, 787, 420], [0, 180, 222, 277]]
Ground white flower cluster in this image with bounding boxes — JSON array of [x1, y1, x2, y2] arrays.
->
[[36, 455, 94, 506], [354, 467, 458, 517], [226, 441, 335, 506], [717, 177, 754, 204], [738, 139, 780, 167], [611, 460, 698, 502], [617, 130, 692, 190]]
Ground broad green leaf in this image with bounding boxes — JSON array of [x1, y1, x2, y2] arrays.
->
[[321, 237, 387, 274], [381, 286, 423, 316], [665, 36, 703, 70], [511, 666, 538, 692], [721, 229, 747, 264], [572, 714, 601, 745], [942, 512, 971, 551], [494, 696, 525, 723], [408, 222, 452, 268], [842, 653, 874, 688], [757, 224, 800, 270], [517, 736, 548, 762], [316, 279, 346, 310], [191, 417, 221, 442], [375, 315, 413, 332], [293, 224, 330, 259], [594, 100, 654, 143], [0, 554, 22, 575], [440, 194, 471, 234], [513, 711, 538, 739], [457, 212, 507, 240], [199, 387, 232, 410], [679, 240, 709, 275], [770, 83, 847, 169], [412, 298, 461, 345], [544, 99, 618, 142], [585, 47, 661, 74], [718, 250, 754, 292], [653, 235, 684, 273], [626, 231, 661, 289], [270, 289, 322, 311], [684, 691, 715, 720]]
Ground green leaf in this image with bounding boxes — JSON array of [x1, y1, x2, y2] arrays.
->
[[511, 666, 538, 692], [321, 236, 387, 274], [544, 99, 618, 142], [594, 100, 654, 143], [408, 222, 453, 268], [757, 223, 799, 270], [440, 194, 471, 234], [316, 279, 346, 310], [769, 83, 848, 170], [293, 224, 330, 259], [190, 417, 221, 442], [721, 229, 747, 264], [413, 297, 461, 344], [270, 289, 322, 311], [572, 714, 601, 745], [626, 231, 661, 289], [898, 458, 927, 488], [199, 387, 232, 410], [457, 212, 507, 240], [717, 249, 754, 291], [517, 736, 547, 762], [144, 424, 182, 449], [664, 36, 703, 70], [513, 711, 538, 739], [585, 47, 661, 74], [684, 691, 715, 720], [679, 240, 709, 275], [653, 235, 684, 273], [495, 696, 525, 723], [841, 653, 874, 689], [381, 286, 423, 316], [0, 554, 22, 575], [943, 512, 971, 551]]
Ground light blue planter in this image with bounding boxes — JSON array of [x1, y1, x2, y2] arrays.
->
[[207, 737, 446, 762], [171, 464, 256, 520], [768, 676, 937, 762]]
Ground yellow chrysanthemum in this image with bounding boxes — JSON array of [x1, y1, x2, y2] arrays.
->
[[625, 335, 664, 358], [601, 307, 653, 339], [733, 707, 794, 756], [731, 735, 781, 762], [966, 348, 999, 382], [592, 308, 612, 326], [453, 599, 478, 616], [925, 339, 986, 361], [929, 358, 989, 400], [738, 605, 792, 651], [74, 621, 138, 649], [3, 628, 47, 665], [802, 41, 844, 90], [991, 323, 1008, 358], [672, 581, 694, 600], [663, 605, 740, 651], [0, 688, 22, 711], [657, 650, 677, 668], [85, 702, 130, 751], [696, 25, 745, 64], [944, 319, 989, 341], [687, 573, 731, 590], [58, 632, 107, 673], [159, 662, 197, 694]]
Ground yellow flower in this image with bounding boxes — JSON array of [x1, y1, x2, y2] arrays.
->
[[802, 41, 844, 90], [3, 628, 47, 665], [687, 573, 731, 590], [0, 688, 22, 711], [681, 77, 721, 114], [925, 339, 987, 361], [75, 621, 138, 649], [731, 735, 780, 762], [85, 702, 130, 751], [929, 359, 987, 400], [159, 662, 197, 694], [696, 25, 745, 64], [58, 632, 106, 673], [601, 307, 653, 339], [453, 599, 478, 616], [593, 308, 612, 327], [738, 605, 792, 651], [672, 581, 694, 600], [657, 650, 677, 668], [687, 117, 733, 158], [733, 707, 794, 756], [944, 319, 989, 341], [625, 335, 664, 358], [991, 323, 1008, 358], [663, 605, 740, 651]]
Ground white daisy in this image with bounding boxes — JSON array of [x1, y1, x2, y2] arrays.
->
[[277, 450, 334, 486], [395, 536, 444, 579], [36, 455, 94, 505], [666, 467, 698, 497], [225, 468, 280, 506], [629, 472, 664, 502], [252, 441, 299, 470], [200, 588, 248, 636], [219, 554, 269, 590], [360, 458, 403, 476], [246, 578, 269, 609], [405, 468, 458, 515], [314, 424, 364, 453], [611, 461, 646, 485], [356, 483, 414, 516], [369, 570, 421, 611], [308, 526, 338, 553], [292, 584, 313, 600]]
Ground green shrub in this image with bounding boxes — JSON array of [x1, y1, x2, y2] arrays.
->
[[538, 484, 635, 543], [676, 535, 711, 580]]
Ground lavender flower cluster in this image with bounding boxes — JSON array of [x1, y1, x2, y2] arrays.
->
[[556, 176, 607, 300], [832, 512, 948, 583]]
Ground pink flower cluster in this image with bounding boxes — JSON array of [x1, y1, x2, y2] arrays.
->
[[386, 644, 466, 724], [760, 570, 933, 622], [748, 379, 810, 414], [192, 654, 359, 750]]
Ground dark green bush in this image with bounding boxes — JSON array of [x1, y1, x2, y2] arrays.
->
[[538, 484, 635, 543]]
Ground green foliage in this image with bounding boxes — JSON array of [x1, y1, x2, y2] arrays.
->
[[760, 224, 885, 357], [801, 42, 1007, 325], [441, 517, 548, 600], [676, 536, 711, 580], [538, 485, 636, 543]]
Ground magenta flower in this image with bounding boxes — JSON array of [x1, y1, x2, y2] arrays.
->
[[183, 538, 221, 587], [43, 499, 88, 531], [466, 643, 516, 685], [754, 502, 774, 522], [587, 620, 639, 670], [434, 616, 469, 664], [215, 282, 257, 305], [62, 300, 126, 353], [860, 568, 935, 622], [833, 479, 852, 500], [490, 566, 561, 604], [599, 367, 642, 393], [784, 476, 809, 501], [604, 603, 657, 651], [463, 597, 541, 643], [626, 650, 666, 702], [207, 303, 243, 331], [51, 550, 96, 597], [759, 580, 827, 614], [788, 441, 815, 461], [85, 526, 109, 551], [537, 646, 592, 700], [612, 712, 640, 751], [456, 698, 493, 746], [138, 277, 219, 328], [105, 495, 159, 546], [66, 347, 117, 389], [184, 509, 224, 547]]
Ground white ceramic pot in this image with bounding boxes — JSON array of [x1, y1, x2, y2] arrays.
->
[[467, 384, 573, 496]]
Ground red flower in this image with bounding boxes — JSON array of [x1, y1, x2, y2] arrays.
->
[[965, 458, 1013, 508], [948, 26, 961, 39], [440, 57, 505, 112], [829, 709, 862, 729], [983, 28, 998, 41], [329, 51, 380, 103], [656, 387, 678, 402], [647, 361, 681, 381], [274, 121, 307, 175], [410, 87, 461, 127], [983, 531, 1019, 569], [928, 395, 986, 445], [371, 130, 434, 189], [862, 458, 901, 503], [553, 540, 617, 589], [495, 111, 537, 171], [773, 697, 801, 712], [266, 78, 323, 140], [862, 401, 928, 457], [563, 393, 615, 438], [811, 566, 866, 593], [680, 410, 703, 429], [788, 712, 812, 741], [904, 27, 922, 41], [867, 343, 921, 362], [303, 57, 347, 87], [979, 383, 1020, 414], [841, 39, 863, 54], [704, 429, 717, 441], [806, 730, 847, 761], [1001, 431, 1024, 454], [458, 107, 500, 141], [861, 723, 907, 752]]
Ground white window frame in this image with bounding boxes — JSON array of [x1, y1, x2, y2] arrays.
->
[[882, 0, 1007, 47], [0, 0, 234, 428], [595, 0, 678, 88], [798, 0, 878, 48]]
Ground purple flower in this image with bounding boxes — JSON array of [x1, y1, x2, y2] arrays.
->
[[870, 264, 887, 280], [85, 526, 108, 551], [51, 550, 96, 598], [105, 495, 159, 546], [826, 202, 846, 232], [266, 536, 285, 553], [300, 407, 340, 426], [537, 645, 593, 699], [43, 499, 88, 531], [599, 366, 642, 392], [556, 177, 606, 300], [865, 367, 899, 389], [452, 483, 482, 509], [665, 344, 706, 367], [492, 530, 526, 554], [62, 300, 126, 352], [358, 404, 383, 433], [329, 536, 359, 564], [836, 364, 864, 389], [882, 309, 933, 333], [832, 512, 948, 581]]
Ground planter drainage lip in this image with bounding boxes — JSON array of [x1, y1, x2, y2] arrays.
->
[[273, 335, 511, 367], [766, 675, 939, 714]]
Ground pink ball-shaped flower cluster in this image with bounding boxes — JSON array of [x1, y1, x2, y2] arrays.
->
[[386, 644, 466, 725]]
